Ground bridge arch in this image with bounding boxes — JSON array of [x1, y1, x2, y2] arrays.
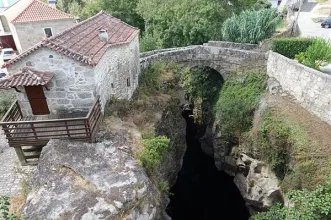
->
[[139, 41, 267, 80]]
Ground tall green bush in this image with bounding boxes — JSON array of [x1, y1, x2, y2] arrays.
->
[[295, 38, 331, 71], [222, 9, 281, 44], [272, 38, 316, 59]]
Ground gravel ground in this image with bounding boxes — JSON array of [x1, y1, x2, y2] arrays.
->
[[0, 131, 35, 197]]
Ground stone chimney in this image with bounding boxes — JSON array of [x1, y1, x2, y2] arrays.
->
[[48, 0, 56, 8]]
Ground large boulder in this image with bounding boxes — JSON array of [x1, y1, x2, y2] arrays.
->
[[234, 154, 284, 213], [22, 138, 161, 219]]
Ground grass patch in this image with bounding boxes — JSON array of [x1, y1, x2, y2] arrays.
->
[[254, 111, 311, 179]]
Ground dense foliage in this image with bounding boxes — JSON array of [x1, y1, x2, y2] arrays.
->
[[295, 38, 331, 71], [180, 67, 224, 102], [0, 90, 15, 118], [222, 8, 281, 44], [137, 0, 227, 49], [272, 38, 316, 59], [139, 136, 170, 174], [57, 0, 145, 30], [253, 176, 331, 220], [214, 72, 267, 139], [0, 196, 17, 220], [56, 0, 278, 50]]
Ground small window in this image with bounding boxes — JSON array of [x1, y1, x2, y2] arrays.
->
[[44, 28, 53, 38], [111, 83, 114, 88], [127, 78, 131, 87]]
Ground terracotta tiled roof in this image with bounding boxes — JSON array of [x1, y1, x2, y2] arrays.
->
[[0, 68, 54, 88], [3, 11, 140, 68], [4, 0, 73, 23]]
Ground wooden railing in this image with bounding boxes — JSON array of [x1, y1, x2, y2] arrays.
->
[[0, 97, 102, 148]]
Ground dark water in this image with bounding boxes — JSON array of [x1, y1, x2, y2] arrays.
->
[[166, 110, 250, 220]]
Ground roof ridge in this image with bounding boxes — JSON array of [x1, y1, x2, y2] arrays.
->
[[11, 0, 73, 23], [2, 11, 140, 68]]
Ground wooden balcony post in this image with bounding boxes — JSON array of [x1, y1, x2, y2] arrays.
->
[[30, 123, 37, 139], [14, 147, 27, 165]]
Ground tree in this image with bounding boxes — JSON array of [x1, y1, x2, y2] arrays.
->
[[137, 0, 242, 48], [81, 0, 145, 31]]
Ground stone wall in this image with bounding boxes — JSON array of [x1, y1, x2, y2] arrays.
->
[[140, 43, 266, 78], [94, 35, 140, 111], [267, 51, 331, 124], [8, 48, 96, 116], [204, 41, 258, 50], [12, 19, 76, 53]]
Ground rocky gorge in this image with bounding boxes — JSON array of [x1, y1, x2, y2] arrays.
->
[[16, 62, 321, 220]]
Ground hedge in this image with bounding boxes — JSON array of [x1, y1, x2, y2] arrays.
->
[[271, 38, 316, 59]]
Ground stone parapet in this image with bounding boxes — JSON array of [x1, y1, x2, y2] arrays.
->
[[267, 51, 331, 124]]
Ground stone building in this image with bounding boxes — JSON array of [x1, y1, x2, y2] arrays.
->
[[2, 11, 140, 116], [1, 0, 76, 53]]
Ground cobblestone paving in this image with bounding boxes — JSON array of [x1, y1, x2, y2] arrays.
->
[[0, 131, 35, 197]]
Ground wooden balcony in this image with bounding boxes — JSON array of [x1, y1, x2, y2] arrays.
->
[[0, 97, 102, 165]]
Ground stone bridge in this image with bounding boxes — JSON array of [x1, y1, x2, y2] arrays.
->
[[140, 41, 267, 79]]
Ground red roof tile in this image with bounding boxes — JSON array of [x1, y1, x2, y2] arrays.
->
[[4, 0, 73, 23], [3, 11, 140, 68], [0, 68, 54, 88]]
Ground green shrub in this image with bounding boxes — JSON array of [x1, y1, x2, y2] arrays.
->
[[253, 176, 331, 219], [295, 38, 331, 71], [0, 90, 15, 118], [272, 38, 316, 59], [0, 196, 17, 220], [214, 72, 267, 138], [139, 136, 170, 174], [253, 0, 272, 10], [222, 9, 281, 44], [158, 180, 170, 194]]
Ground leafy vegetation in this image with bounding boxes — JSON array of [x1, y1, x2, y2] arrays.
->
[[0, 90, 15, 118], [222, 9, 281, 44], [253, 176, 331, 220], [295, 38, 331, 71], [271, 38, 316, 59], [158, 180, 170, 194], [213, 72, 267, 139], [139, 136, 170, 174], [253, 0, 272, 10], [0, 196, 17, 220]]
